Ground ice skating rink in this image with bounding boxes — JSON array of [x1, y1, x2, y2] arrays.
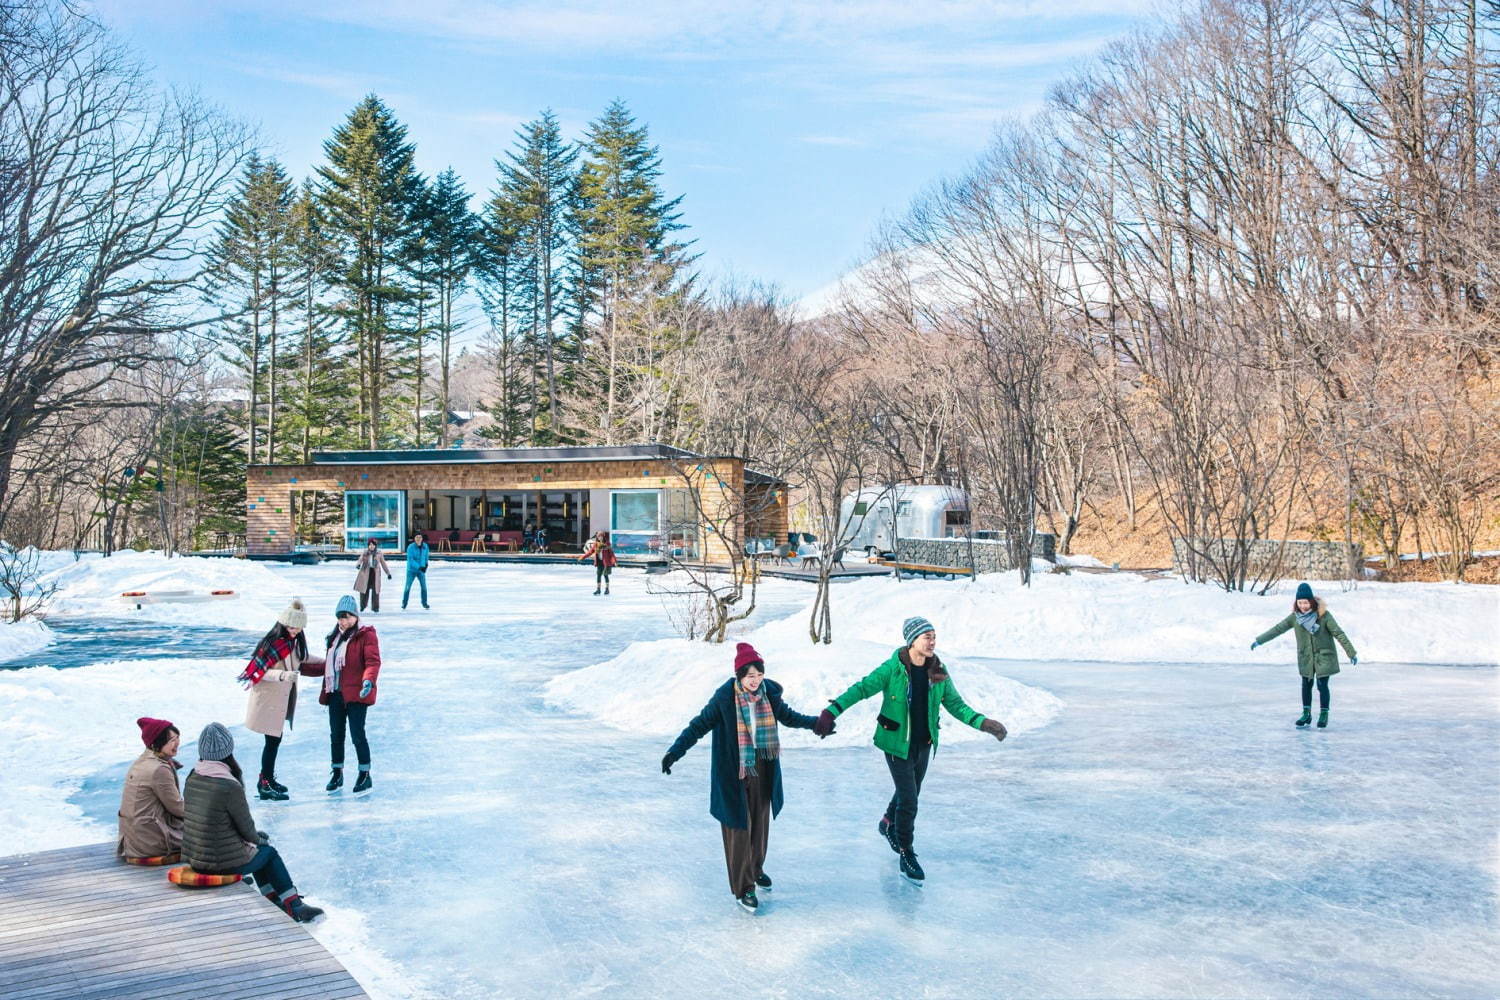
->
[[3, 559, 1496, 998]]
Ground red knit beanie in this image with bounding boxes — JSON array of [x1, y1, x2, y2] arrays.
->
[[137, 717, 173, 748], [733, 642, 763, 674]]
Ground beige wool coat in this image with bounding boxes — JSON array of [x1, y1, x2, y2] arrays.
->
[[354, 550, 392, 594], [244, 645, 324, 737], [116, 749, 185, 859]]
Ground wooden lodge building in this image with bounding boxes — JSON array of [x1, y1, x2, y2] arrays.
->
[[246, 444, 788, 563]]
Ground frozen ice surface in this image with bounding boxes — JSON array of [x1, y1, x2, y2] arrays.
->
[[1, 559, 1495, 998]]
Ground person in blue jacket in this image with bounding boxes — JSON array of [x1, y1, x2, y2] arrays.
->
[[402, 532, 431, 610], [661, 642, 829, 913]]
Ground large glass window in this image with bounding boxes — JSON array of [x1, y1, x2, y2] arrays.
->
[[611, 490, 661, 555], [345, 491, 404, 551], [662, 488, 699, 559]]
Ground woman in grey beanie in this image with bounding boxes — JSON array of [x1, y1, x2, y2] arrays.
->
[[182, 723, 324, 922]]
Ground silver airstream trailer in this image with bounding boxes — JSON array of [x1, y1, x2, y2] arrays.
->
[[838, 485, 970, 554]]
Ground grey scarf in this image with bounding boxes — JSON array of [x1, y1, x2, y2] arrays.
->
[[1296, 610, 1321, 635]]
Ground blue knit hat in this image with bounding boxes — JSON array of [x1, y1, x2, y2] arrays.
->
[[1294, 582, 1314, 602], [335, 594, 359, 617], [196, 722, 234, 762], [903, 616, 935, 646]]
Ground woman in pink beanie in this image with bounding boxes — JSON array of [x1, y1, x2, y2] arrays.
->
[[660, 641, 831, 913]]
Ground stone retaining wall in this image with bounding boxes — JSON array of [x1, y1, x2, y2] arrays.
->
[[896, 534, 1057, 574], [1171, 538, 1364, 580]]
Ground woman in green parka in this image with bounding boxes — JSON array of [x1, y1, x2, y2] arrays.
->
[[1252, 581, 1359, 729], [812, 615, 1008, 885]]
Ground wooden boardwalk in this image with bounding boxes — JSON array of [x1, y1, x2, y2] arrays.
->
[[0, 843, 368, 1000]]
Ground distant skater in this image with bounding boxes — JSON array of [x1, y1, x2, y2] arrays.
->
[[238, 599, 324, 801], [301, 595, 382, 793], [354, 538, 392, 613], [1252, 582, 1358, 729], [813, 616, 1008, 886], [403, 532, 430, 610], [662, 642, 828, 913], [577, 531, 617, 595]]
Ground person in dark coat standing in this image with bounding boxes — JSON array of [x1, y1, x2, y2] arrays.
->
[[661, 642, 828, 913], [1252, 581, 1359, 728], [181, 722, 323, 922], [300, 595, 382, 793], [576, 531, 617, 595]]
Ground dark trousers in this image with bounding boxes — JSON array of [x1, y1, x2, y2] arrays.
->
[[328, 692, 371, 769], [720, 768, 773, 897], [359, 583, 380, 613], [260, 734, 281, 779], [595, 564, 611, 588], [1301, 675, 1331, 709], [884, 741, 933, 852], [235, 844, 296, 903]]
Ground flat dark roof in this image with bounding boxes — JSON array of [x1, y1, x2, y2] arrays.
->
[[308, 444, 701, 465]]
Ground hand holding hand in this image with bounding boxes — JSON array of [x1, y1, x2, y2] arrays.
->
[[359, 679, 373, 699], [813, 709, 836, 738], [980, 718, 1008, 742], [660, 753, 677, 775]]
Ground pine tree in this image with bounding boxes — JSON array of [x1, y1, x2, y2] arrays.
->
[[282, 184, 352, 461], [425, 168, 479, 447], [208, 154, 296, 464], [571, 100, 691, 443], [477, 190, 531, 445], [316, 95, 423, 448], [499, 111, 578, 442]]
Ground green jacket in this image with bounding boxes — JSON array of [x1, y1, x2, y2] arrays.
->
[[1255, 599, 1357, 678], [828, 648, 986, 759]]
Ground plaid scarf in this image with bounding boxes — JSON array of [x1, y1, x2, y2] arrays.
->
[[734, 681, 779, 778], [238, 636, 294, 686]]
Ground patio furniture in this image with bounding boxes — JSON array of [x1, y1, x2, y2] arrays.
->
[[797, 540, 823, 569], [770, 543, 793, 566]]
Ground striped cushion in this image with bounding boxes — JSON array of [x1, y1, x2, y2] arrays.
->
[[123, 853, 181, 867], [167, 866, 243, 887]]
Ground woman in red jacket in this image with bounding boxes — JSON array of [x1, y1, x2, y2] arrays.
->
[[301, 594, 382, 794], [577, 531, 618, 595]]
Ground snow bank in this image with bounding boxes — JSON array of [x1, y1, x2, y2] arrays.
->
[[0, 618, 54, 663], [40, 551, 302, 630], [826, 570, 1499, 666], [545, 603, 1066, 749], [0, 656, 244, 856]]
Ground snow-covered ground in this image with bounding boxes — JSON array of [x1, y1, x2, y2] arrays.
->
[[1, 554, 1496, 998]]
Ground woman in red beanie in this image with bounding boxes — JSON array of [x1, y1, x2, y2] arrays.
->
[[117, 717, 185, 862], [660, 642, 829, 913]]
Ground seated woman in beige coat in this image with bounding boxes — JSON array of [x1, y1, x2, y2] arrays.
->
[[117, 716, 185, 861], [238, 598, 324, 802]]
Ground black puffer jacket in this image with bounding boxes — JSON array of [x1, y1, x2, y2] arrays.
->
[[182, 771, 259, 873]]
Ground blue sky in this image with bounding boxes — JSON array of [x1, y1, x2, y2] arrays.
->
[[94, 0, 1150, 304]]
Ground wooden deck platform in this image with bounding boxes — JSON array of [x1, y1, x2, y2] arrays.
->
[[0, 843, 368, 1000]]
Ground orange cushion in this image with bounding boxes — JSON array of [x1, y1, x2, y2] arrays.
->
[[167, 866, 243, 887], [123, 853, 181, 866]]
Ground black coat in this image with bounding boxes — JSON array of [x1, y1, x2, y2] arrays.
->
[[667, 678, 817, 829], [182, 771, 259, 873]]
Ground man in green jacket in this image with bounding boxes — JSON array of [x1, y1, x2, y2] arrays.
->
[[813, 616, 1008, 884]]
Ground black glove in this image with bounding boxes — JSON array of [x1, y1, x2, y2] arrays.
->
[[813, 709, 836, 738], [661, 753, 677, 775], [980, 718, 1008, 742]]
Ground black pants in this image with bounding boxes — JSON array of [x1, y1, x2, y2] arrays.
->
[[883, 741, 933, 852], [260, 734, 281, 780], [595, 563, 611, 587], [235, 844, 296, 904], [1301, 675, 1331, 710], [360, 583, 380, 613], [328, 692, 371, 769]]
